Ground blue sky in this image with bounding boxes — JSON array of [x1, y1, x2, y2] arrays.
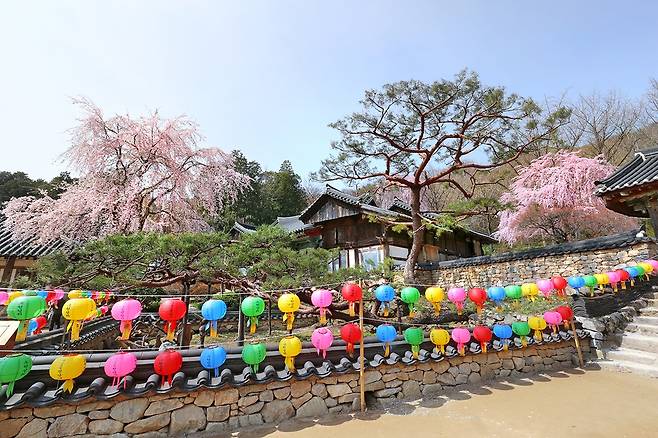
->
[[1, 1, 657, 180]]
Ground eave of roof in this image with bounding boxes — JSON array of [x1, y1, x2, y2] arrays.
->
[[595, 148, 658, 195], [0, 226, 67, 258]]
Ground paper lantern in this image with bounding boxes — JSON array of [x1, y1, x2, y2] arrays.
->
[[111, 299, 142, 340], [486, 287, 506, 310], [624, 266, 640, 286], [27, 319, 38, 336], [242, 343, 266, 374], [104, 351, 137, 388], [425, 286, 445, 315], [7, 295, 47, 341], [200, 346, 227, 378], [447, 287, 466, 315], [512, 321, 531, 347], [493, 324, 513, 350], [468, 288, 487, 314], [551, 276, 568, 298], [400, 287, 420, 317], [504, 285, 522, 304], [63, 298, 96, 341], [0, 353, 32, 397], [536, 279, 553, 299], [583, 275, 598, 294], [473, 325, 492, 353], [521, 283, 539, 302], [340, 323, 361, 356], [311, 327, 334, 358], [36, 290, 48, 299], [279, 336, 302, 372], [201, 299, 227, 337], [33, 315, 47, 335], [0, 291, 8, 305], [639, 262, 653, 280], [341, 283, 362, 317], [594, 273, 609, 292], [241, 296, 265, 334], [374, 284, 395, 317], [606, 271, 621, 292], [68, 290, 83, 299], [50, 289, 65, 304], [429, 328, 450, 354], [543, 311, 563, 334], [616, 269, 630, 290], [451, 327, 470, 356], [646, 259, 658, 273], [375, 324, 397, 357], [49, 354, 86, 393], [567, 276, 585, 295], [7, 291, 23, 305], [278, 293, 300, 331], [555, 306, 574, 329], [311, 289, 333, 324], [159, 299, 187, 341], [404, 327, 424, 359], [154, 349, 182, 387], [528, 316, 547, 342]]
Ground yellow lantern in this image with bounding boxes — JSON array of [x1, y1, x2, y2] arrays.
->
[[425, 287, 445, 315], [63, 298, 96, 341], [278, 335, 302, 372], [429, 328, 450, 354], [49, 354, 86, 393], [639, 262, 653, 280], [521, 283, 539, 302], [278, 293, 300, 331], [528, 316, 547, 342], [7, 291, 23, 305], [68, 290, 83, 299], [594, 273, 609, 291]]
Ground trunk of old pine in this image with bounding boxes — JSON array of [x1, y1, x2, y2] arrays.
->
[[404, 187, 424, 284]]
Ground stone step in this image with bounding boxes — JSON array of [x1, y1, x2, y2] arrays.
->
[[606, 348, 658, 365], [625, 322, 658, 335], [639, 307, 658, 316], [619, 332, 658, 353], [598, 359, 658, 378], [646, 298, 658, 307], [634, 316, 658, 325]]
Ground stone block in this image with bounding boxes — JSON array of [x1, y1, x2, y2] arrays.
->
[[401, 380, 421, 399], [89, 419, 124, 435], [437, 373, 456, 386], [408, 370, 424, 381], [214, 388, 239, 406], [144, 399, 183, 416], [241, 401, 264, 415], [325, 398, 337, 408], [194, 391, 214, 407], [34, 405, 76, 419], [327, 383, 352, 398], [170, 405, 206, 436], [364, 370, 382, 384], [385, 379, 402, 388], [421, 383, 442, 397], [207, 406, 230, 422], [296, 397, 328, 418], [337, 393, 359, 404], [259, 390, 274, 402], [292, 393, 312, 409], [15, 418, 47, 438], [76, 401, 115, 413], [274, 387, 291, 399], [47, 414, 89, 437], [124, 413, 170, 435], [110, 399, 149, 423], [422, 371, 437, 384], [2, 419, 29, 438], [89, 410, 110, 420], [290, 380, 312, 398], [261, 400, 294, 424]]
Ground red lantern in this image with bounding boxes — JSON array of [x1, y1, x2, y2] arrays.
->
[[468, 288, 487, 314], [616, 269, 630, 289], [340, 323, 361, 356], [33, 315, 48, 334], [473, 326, 492, 353], [154, 349, 183, 387], [555, 305, 574, 329], [551, 276, 568, 297], [159, 299, 187, 341], [341, 283, 362, 317]]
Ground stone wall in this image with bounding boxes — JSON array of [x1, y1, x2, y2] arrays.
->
[[416, 241, 656, 287], [0, 341, 592, 438]]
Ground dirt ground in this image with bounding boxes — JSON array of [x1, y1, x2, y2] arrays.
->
[[233, 368, 658, 438]]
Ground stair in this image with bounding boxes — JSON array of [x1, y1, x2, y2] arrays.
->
[[598, 292, 658, 377]]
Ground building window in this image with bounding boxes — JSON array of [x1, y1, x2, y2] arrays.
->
[[328, 249, 349, 272], [359, 246, 382, 271]]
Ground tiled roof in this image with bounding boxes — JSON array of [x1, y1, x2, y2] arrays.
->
[[230, 222, 256, 235], [0, 226, 67, 258], [0, 326, 588, 410], [595, 148, 658, 195], [274, 216, 315, 234], [418, 229, 653, 270]]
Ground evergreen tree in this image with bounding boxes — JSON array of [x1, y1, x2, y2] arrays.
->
[[267, 160, 308, 219]]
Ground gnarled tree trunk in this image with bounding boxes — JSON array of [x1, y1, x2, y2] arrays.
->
[[404, 186, 423, 283]]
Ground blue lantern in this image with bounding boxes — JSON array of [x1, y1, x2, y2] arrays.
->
[[200, 346, 227, 378], [486, 287, 506, 309], [625, 267, 639, 286], [375, 285, 396, 317], [567, 276, 585, 293], [493, 324, 513, 351], [201, 299, 227, 338], [36, 290, 49, 299], [375, 324, 397, 357], [27, 319, 38, 336]]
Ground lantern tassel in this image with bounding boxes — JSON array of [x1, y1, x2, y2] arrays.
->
[[210, 321, 217, 338], [285, 313, 295, 331], [458, 343, 465, 356], [347, 342, 354, 356], [503, 341, 509, 351], [534, 330, 542, 342], [251, 364, 259, 374], [63, 379, 74, 393], [521, 336, 527, 347], [408, 304, 415, 318], [385, 344, 390, 357], [165, 321, 177, 341], [456, 302, 463, 316], [319, 308, 326, 325], [440, 345, 445, 354], [5, 381, 15, 398], [120, 320, 132, 340], [15, 321, 28, 342], [214, 367, 220, 378], [476, 305, 483, 315], [285, 356, 296, 372], [622, 281, 627, 290], [348, 302, 355, 317], [432, 302, 441, 315], [67, 320, 82, 341], [412, 345, 419, 359], [383, 304, 389, 317], [249, 317, 258, 334]]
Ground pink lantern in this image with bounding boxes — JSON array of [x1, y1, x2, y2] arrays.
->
[[646, 260, 658, 273], [0, 291, 8, 305], [451, 327, 471, 356], [104, 351, 137, 388], [111, 299, 142, 340], [447, 287, 467, 315], [311, 289, 333, 325], [311, 327, 334, 358], [543, 311, 563, 334], [606, 271, 621, 292], [99, 305, 109, 315], [51, 289, 65, 303], [537, 279, 554, 299]]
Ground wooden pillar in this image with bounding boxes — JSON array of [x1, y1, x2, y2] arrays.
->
[[237, 293, 245, 347], [646, 200, 658, 238], [1, 256, 16, 284]]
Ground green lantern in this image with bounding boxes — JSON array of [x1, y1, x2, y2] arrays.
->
[[583, 275, 597, 296], [512, 321, 531, 347], [504, 285, 523, 303], [400, 287, 421, 317], [241, 296, 265, 335], [0, 353, 32, 397], [242, 343, 267, 373], [403, 327, 424, 359], [7, 296, 46, 341]]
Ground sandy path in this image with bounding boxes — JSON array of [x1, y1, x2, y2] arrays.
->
[[238, 369, 658, 438]]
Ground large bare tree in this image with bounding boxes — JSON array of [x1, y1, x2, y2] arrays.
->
[[318, 70, 570, 281]]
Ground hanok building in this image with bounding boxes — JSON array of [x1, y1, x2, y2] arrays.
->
[[595, 148, 658, 232], [250, 185, 496, 270], [0, 226, 66, 284]]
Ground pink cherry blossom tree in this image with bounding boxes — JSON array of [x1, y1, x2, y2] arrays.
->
[[2, 98, 250, 243], [496, 151, 638, 245]]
